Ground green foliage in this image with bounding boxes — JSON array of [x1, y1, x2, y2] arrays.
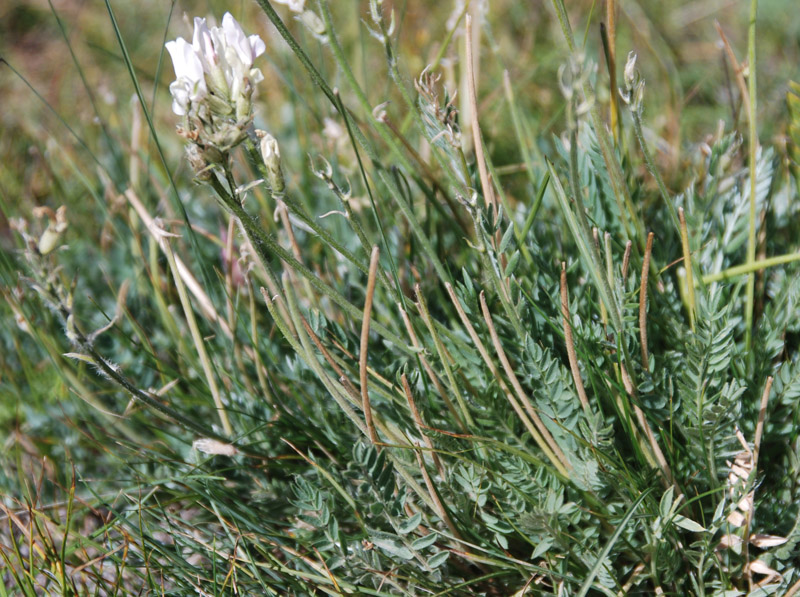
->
[[2, 0, 800, 594]]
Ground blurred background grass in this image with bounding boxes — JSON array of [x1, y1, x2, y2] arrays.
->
[[3, 0, 799, 202]]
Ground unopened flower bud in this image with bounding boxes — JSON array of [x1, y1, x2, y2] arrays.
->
[[235, 78, 254, 120], [300, 10, 326, 39], [205, 92, 235, 117], [34, 205, 68, 255], [258, 130, 285, 194], [624, 51, 637, 90]]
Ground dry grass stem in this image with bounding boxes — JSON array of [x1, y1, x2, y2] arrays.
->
[[560, 263, 591, 412], [414, 448, 462, 543], [401, 373, 445, 480], [622, 240, 633, 283], [398, 304, 453, 416], [714, 21, 750, 114], [445, 284, 569, 476], [640, 232, 655, 366], [413, 285, 471, 431], [163, 238, 233, 436], [361, 246, 381, 446], [299, 316, 360, 403], [479, 291, 571, 474], [753, 376, 773, 468], [465, 15, 496, 212], [678, 207, 696, 330]]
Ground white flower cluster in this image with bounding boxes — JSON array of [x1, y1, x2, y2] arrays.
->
[[166, 12, 265, 120]]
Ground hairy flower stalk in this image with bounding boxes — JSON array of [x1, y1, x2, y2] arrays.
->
[[166, 13, 266, 169]]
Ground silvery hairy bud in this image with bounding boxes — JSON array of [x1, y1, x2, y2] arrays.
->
[[623, 52, 637, 91], [620, 51, 645, 113], [257, 130, 285, 195]]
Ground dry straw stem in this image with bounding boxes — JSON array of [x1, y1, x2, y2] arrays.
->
[[604, 232, 614, 292], [162, 236, 232, 437], [753, 376, 773, 473], [678, 207, 696, 331], [125, 190, 234, 338], [560, 263, 591, 413], [414, 446, 463, 543], [593, 229, 609, 329], [632, 400, 675, 490], [313, 546, 344, 594], [745, 375, 774, 589], [400, 373, 446, 481], [622, 240, 633, 283], [786, 577, 800, 597], [444, 284, 570, 476], [745, 0, 760, 352], [464, 14, 496, 212], [299, 316, 359, 402], [478, 291, 571, 475], [713, 15, 761, 350], [605, 0, 620, 140], [361, 246, 381, 446], [619, 562, 647, 595], [714, 21, 749, 110], [414, 284, 472, 431], [397, 304, 460, 427], [275, 200, 304, 266], [126, 188, 295, 372], [297, 311, 408, 451], [281, 438, 363, 525], [639, 232, 655, 366]]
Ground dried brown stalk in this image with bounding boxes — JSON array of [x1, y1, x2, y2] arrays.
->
[[360, 246, 381, 446], [560, 263, 591, 413], [639, 232, 655, 366]]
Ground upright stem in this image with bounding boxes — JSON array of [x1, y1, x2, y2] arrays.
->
[[549, 0, 643, 247], [213, 180, 413, 354], [631, 110, 680, 234], [360, 247, 381, 446], [745, 0, 759, 351], [605, 0, 619, 142], [163, 239, 233, 436]]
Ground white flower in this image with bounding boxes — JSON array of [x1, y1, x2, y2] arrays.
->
[[222, 13, 266, 71], [165, 37, 207, 115], [166, 12, 265, 117]]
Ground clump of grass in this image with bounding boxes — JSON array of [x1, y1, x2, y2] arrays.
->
[[2, 0, 800, 594]]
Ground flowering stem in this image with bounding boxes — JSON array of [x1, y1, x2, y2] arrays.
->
[[549, 0, 643, 247], [631, 109, 681, 234], [210, 175, 414, 355], [243, 140, 374, 280], [59, 300, 232, 443], [255, 0, 377, 164]]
